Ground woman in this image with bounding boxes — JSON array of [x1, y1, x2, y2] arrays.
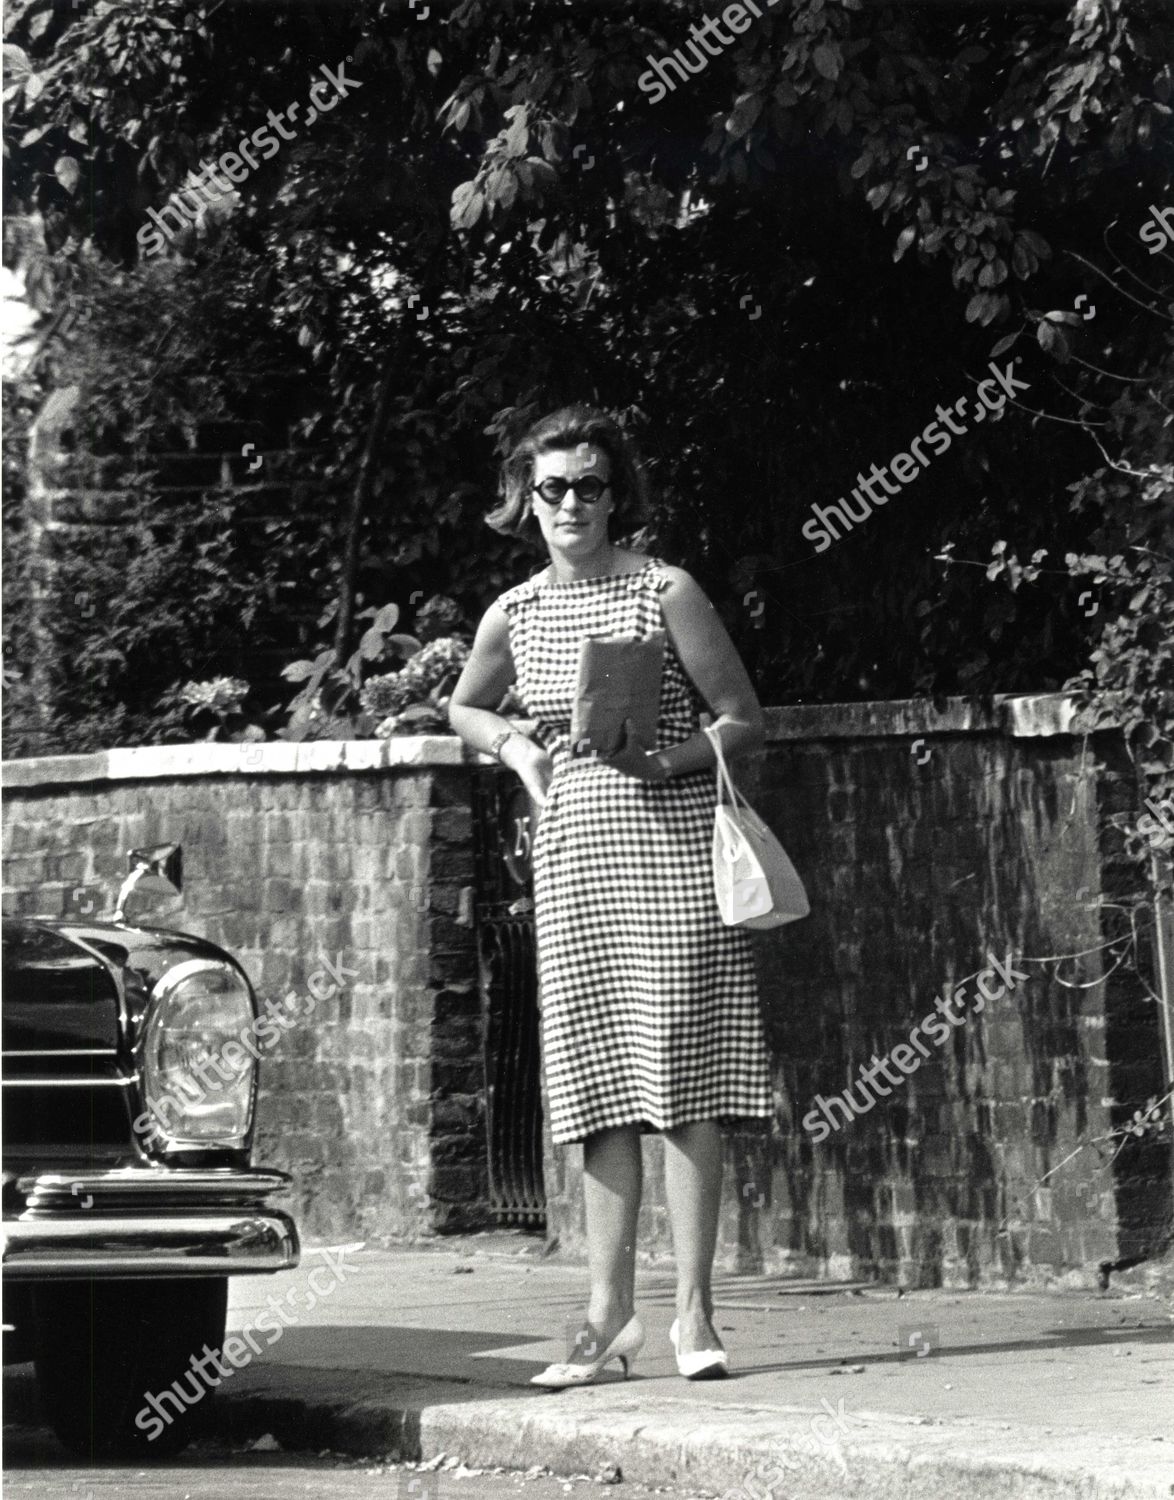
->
[[448, 405, 773, 1387]]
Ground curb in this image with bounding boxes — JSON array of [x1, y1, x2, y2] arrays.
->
[[216, 1364, 1172, 1500], [7, 1361, 1171, 1498]]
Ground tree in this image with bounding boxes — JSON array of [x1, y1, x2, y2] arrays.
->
[[3, 0, 1172, 741]]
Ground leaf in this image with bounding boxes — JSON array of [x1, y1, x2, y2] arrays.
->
[[990, 332, 1018, 357], [726, 92, 763, 140], [451, 180, 482, 230], [54, 157, 81, 194], [1018, 229, 1051, 258], [1011, 240, 1036, 280], [893, 225, 917, 262], [280, 659, 318, 682], [812, 43, 842, 81], [358, 625, 388, 660], [503, 111, 529, 158], [3, 44, 32, 80], [1038, 320, 1070, 361]]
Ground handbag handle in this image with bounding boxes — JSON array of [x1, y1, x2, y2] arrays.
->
[[703, 722, 752, 865], [702, 721, 747, 811]]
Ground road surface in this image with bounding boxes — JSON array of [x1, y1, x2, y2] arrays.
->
[[3, 1428, 715, 1500]]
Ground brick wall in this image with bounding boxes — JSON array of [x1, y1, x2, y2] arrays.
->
[[543, 697, 1173, 1289], [4, 700, 1171, 1287], [1, 738, 485, 1243]]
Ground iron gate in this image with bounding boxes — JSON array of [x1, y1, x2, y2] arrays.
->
[[471, 766, 545, 1227]]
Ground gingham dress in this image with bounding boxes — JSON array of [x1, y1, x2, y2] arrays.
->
[[496, 555, 774, 1145]]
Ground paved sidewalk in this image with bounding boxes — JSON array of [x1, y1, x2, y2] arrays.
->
[[205, 1237, 1174, 1499]]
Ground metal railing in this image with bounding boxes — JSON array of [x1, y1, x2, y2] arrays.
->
[[471, 767, 545, 1227]]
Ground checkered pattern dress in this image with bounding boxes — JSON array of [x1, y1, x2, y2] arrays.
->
[[496, 556, 774, 1145]]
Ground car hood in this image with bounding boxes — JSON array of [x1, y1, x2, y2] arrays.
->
[[2, 917, 247, 1055]]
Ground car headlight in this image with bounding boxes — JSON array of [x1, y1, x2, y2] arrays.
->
[[140, 958, 256, 1151]]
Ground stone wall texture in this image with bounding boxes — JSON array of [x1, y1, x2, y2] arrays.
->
[[4, 699, 1171, 1288], [1, 741, 482, 1245]]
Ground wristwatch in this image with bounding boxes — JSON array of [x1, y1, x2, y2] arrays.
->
[[490, 727, 520, 761]]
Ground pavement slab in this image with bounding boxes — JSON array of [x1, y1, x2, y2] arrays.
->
[[6, 1239, 1172, 1498], [213, 1241, 1174, 1498]]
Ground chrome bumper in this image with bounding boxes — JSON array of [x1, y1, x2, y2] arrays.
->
[[2, 1167, 300, 1280]]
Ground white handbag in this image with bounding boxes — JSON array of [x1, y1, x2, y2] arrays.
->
[[703, 722, 810, 929]]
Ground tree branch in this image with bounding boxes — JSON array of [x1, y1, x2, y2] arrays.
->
[[1089, 431, 1167, 482], [1067, 250, 1173, 323]]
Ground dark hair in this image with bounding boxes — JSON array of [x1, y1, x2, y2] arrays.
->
[[487, 404, 649, 537]]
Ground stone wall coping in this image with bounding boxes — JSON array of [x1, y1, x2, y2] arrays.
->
[[0, 734, 496, 791], [1, 694, 1094, 791], [763, 692, 1087, 742]]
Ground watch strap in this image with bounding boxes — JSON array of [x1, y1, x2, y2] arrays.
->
[[490, 728, 518, 761]]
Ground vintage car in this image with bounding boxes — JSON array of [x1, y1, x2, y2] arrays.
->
[[2, 845, 299, 1458]]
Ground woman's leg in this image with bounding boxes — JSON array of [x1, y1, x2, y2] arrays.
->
[[663, 1118, 724, 1353], [576, 1123, 642, 1355]]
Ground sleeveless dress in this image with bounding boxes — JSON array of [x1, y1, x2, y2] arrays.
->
[[495, 555, 774, 1145]]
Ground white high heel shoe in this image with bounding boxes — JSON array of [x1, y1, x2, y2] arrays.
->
[[669, 1317, 730, 1380], [529, 1314, 645, 1388]]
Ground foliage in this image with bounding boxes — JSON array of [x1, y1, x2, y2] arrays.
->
[[272, 598, 470, 741], [278, 603, 421, 741], [1, 377, 39, 755], [0, 243, 338, 752], [45, 479, 286, 754], [976, 249, 1174, 889], [364, 635, 472, 735], [156, 676, 264, 744], [2, 0, 1172, 742]]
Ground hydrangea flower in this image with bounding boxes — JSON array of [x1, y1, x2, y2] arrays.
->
[[178, 677, 250, 713], [359, 637, 469, 722]]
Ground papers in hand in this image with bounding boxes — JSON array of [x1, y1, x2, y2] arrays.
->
[[570, 631, 665, 757]]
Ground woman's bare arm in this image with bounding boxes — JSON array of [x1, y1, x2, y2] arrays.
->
[[605, 565, 765, 780], [447, 603, 517, 752], [448, 603, 554, 805], [656, 566, 765, 772]]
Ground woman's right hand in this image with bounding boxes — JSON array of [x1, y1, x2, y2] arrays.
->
[[501, 735, 554, 810]]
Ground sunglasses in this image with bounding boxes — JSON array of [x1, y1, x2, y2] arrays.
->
[[531, 476, 611, 506]]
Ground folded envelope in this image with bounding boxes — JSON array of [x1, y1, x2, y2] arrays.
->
[[570, 631, 665, 757]]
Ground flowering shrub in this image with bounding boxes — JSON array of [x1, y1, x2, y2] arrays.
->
[[414, 595, 464, 644], [365, 636, 471, 736], [362, 637, 470, 718], [160, 676, 262, 742], [161, 596, 472, 742], [179, 677, 249, 715]]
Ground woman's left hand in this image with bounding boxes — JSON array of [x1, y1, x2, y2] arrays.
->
[[601, 718, 670, 782]]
